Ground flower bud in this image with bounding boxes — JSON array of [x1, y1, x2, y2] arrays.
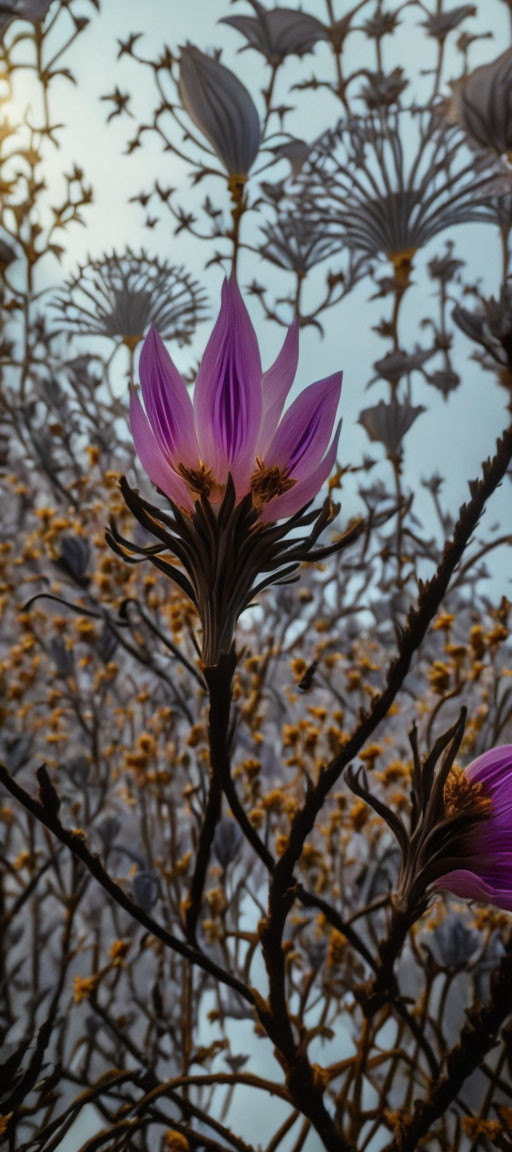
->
[[450, 49, 512, 155], [179, 45, 261, 176]]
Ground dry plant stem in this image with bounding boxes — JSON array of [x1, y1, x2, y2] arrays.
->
[[385, 935, 512, 1152], [272, 426, 512, 920], [204, 652, 274, 871], [255, 427, 512, 1142], [0, 762, 253, 1006], [184, 771, 223, 943], [204, 653, 350, 1152], [358, 904, 422, 1016]]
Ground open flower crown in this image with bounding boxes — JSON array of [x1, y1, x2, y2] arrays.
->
[[129, 275, 342, 519], [107, 277, 361, 665]]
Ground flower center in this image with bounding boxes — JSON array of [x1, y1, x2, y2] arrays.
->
[[444, 766, 492, 820], [250, 457, 296, 510], [178, 461, 217, 498]]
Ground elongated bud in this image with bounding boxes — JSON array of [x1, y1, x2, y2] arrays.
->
[[450, 49, 512, 155], [179, 45, 261, 176]]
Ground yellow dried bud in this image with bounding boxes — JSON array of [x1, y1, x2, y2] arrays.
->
[[165, 1132, 190, 1151]]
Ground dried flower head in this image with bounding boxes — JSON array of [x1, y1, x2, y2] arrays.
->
[[299, 109, 495, 264], [421, 4, 476, 39], [259, 209, 341, 274], [53, 250, 207, 348], [220, 2, 327, 63], [359, 399, 425, 457]]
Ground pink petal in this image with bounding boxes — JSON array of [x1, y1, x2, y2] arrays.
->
[[139, 327, 198, 467], [130, 388, 193, 509], [258, 318, 299, 455], [434, 868, 512, 911], [194, 277, 262, 490], [264, 372, 342, 482], [466, 745, 512, 789], [260, 420, 341, 522]]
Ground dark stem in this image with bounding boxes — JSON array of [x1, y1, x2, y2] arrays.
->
[[204, 652, 350, 1152], [184, 772, 223, 944]]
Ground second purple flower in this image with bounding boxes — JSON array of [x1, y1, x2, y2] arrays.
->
[[436, 745, 512, 912]]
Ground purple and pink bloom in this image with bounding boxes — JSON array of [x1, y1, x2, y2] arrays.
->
[[129, 277, 342, 522], [436, 745, 512, 911]]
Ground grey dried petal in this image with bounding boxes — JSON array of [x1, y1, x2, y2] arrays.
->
[[131, 869, 159, 912], [3, 734, 32, 774], [373, 346, 433, 383], [0, 237, 15, 264], [179, 45, 261, 176], [428, 245, 464, 283], [451, 49, 512, 154], [452, 302, 489, 346], [96, 814, 121, 844], [65, 756, 90, 786], [96, 623, 118, 665], [421, 4, 476, 37], [213, 817, 243, 867], [362, 11, 400, 37], [220, 4, 327, 61], [49, 636, 75, 678], [269, 137, 311, 177], [427, 916, 480, 969], [359, 400, 425, 456], [427, 369, 460, 396], [359, 68, 408, 110], [0, 0, 52, 34], [56, 535, 91, 584]]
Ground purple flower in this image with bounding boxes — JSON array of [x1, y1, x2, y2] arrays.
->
[[436, 746, 512, 911], [130, 277, 342, 523]]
